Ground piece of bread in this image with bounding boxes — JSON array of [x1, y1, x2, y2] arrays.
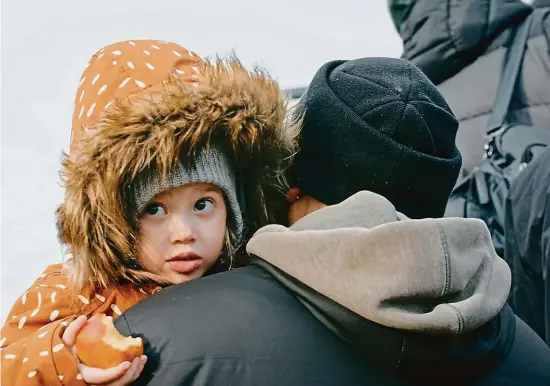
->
[[75, 313, 143, 369]]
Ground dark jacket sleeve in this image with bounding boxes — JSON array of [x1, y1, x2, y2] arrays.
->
[[114, 267, 406, 386]]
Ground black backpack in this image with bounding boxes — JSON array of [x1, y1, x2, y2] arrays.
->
[[445, 13, 550, 256]]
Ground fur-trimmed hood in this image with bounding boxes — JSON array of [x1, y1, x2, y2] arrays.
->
[[57, 40, 298, 291]]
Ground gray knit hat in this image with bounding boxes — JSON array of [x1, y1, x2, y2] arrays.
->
[[131, 146, 243, 243]]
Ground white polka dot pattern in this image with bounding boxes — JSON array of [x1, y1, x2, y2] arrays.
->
[[87, 103, 96, 118], [49, 310, 59, 322], [119, 77, 131, 88], [18, 316, 26, 330], [111, 304, 122, 316], [69, 39, 202, 154]]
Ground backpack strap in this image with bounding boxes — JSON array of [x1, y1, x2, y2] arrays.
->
[[486, 13, 534, 135]]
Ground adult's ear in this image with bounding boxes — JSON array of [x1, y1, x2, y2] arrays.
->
[[288, 196, 327, 225], [286, 187, 302, 203]]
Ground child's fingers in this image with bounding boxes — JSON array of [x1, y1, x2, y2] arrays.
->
[[79, 360, 131, 385], [61, 315, 87, 348], [130, 356, 148, 382], [115, 357, 141, 385], [101, 356, 144, 386]]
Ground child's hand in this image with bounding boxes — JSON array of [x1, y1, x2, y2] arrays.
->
[[79, 356, 146, 386], [62, 315, 147, 385]]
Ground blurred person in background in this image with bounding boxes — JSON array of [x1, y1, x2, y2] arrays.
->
[[390, 0, 550, 346], [390, 0, 550, 172], [505, 144, 550, 346]]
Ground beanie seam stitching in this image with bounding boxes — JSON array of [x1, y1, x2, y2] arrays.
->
[[385, 144, 405, 198], [340, 69, 401, 94], [391, 67, 413, 143]]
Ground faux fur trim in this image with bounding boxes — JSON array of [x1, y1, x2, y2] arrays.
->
[[57, 57, 299, 291]]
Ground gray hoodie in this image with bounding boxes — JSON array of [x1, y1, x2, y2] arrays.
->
[[248, 191, 511, 335], [246, 191, 543, 384]]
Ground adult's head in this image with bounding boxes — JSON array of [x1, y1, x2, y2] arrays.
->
[[288, 57, 461, 223]]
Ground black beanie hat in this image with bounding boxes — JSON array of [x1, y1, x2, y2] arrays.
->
[[293, 57, 462, 219]]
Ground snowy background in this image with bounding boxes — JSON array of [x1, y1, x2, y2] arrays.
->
[[1, 0, 402, 321]]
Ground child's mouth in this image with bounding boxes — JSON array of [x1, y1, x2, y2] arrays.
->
[[169, 258, 202, 274], [167, 252, 202, 274]]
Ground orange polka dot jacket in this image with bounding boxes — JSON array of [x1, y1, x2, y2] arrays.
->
[[1, 264, 161, 385], [1, 38, 297, 385]]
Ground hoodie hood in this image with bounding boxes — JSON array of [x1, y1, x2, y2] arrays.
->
[[57, 40, 298, 291], [248, 191, 515, 382], [400, 0, 532, 85]]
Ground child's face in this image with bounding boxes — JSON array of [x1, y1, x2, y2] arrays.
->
[[137, 183, 227, 284]]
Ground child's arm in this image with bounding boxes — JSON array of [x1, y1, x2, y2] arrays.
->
[[0, 264, 86, 385], [1, 264, 148, 385]]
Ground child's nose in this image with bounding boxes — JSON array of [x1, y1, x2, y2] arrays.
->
[[169, 214, 196, 244]]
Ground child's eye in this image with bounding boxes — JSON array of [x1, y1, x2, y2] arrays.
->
[[193, 198, 215, 213], [142, 203, 167, 217]]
